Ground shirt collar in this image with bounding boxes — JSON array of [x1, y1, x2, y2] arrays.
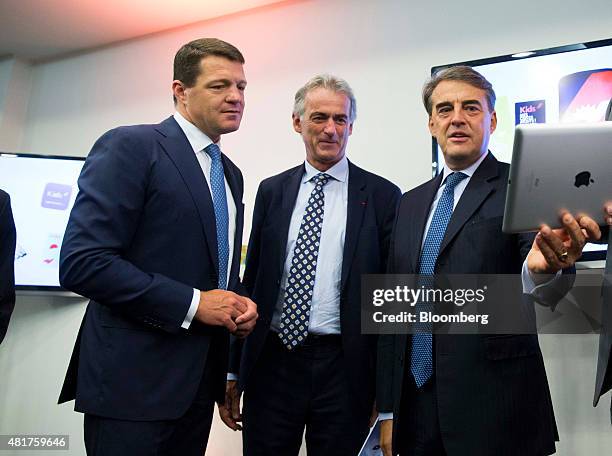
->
[[173, 111, 218, 153], [441, 150, 489, 184], [302, 155, 349, 184]]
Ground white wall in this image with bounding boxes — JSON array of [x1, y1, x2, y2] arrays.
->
[[0, 57, 32, 152], [0, 58, 14, 112], [1, 0, 611, 454]]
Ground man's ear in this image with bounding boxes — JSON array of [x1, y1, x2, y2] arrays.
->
[[489, 110, 498, 134], [292, 113, 302, 134], [172, 80, 187, 105]]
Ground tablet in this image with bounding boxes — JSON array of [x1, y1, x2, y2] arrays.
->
[[502, 122, 612, 233]]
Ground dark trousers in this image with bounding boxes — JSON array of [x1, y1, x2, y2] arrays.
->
[[397, 372, 554, 456], [242, 332, 370, 456], [83, 357, 216, 456], [398, 375, 447, 456]]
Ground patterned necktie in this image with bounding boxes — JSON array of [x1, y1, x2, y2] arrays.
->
[[279, 172, 331, 349], [205, 144, 229, 290], [411, 171, 467, 387]]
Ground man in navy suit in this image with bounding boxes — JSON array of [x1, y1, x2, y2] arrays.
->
[[0, 189, 16, 344], [59, 38, 257, 456], [377, 66, 602, 456], [218, 75, 401, 455], [594, 99, 612, 422]]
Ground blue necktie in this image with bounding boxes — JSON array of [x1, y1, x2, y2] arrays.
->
[[279, 173, 330, 350], [205, 144, 229, 290], [411, 171, 467, 387]]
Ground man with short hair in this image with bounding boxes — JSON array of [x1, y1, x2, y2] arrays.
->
[[0, 189, 16, 344], [59, 38, 257, 456], [220, 74, 401, 455], [377, 66, 602, 456]]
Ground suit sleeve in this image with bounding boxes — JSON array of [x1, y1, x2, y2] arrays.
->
[[0, 193, 16, 344], [229, 181, 268, 375], [379, 184, 402, 272], [241, 182, 267, 297], [376, 190, 402, 414], [518, 231, 580, 310], [59, 129, 193, 333]]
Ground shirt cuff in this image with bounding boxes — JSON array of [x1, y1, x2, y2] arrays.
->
[[227, 373, 238, 381], [378, 412, 393, 421], [521, 259, 561, 294], [181, 289, 200, 329]]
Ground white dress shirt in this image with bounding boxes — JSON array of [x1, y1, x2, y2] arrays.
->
[[269, 157, 350, 335], [173, 111, 237, 329]]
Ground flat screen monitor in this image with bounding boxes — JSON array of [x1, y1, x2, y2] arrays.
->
[[431, 38, 612, 261], [0, 152, 85, 291]]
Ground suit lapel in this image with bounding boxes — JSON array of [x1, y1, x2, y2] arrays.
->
[[277, 165, 305, 277], [222, 155, 242, 209], [438, 153, 498, 256], [222, 156, 244, 287], [155, 116, 219, 273], [340, 162, 367, 292]]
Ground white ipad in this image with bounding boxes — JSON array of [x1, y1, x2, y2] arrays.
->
[[502, 122, 612, 233]]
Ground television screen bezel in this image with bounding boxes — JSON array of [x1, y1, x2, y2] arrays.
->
[[430, 38, 612, 262], [2, 151, 86, 293]]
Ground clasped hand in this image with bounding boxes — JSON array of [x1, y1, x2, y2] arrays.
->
[[195, 289, 258, 337]]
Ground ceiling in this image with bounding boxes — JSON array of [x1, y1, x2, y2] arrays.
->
[[0, 0, 290, 62]]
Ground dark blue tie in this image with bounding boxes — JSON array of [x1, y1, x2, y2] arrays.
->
[[411, 171, 467, 387], [205, 144, 229, 290], [279, 173, 330, 349]]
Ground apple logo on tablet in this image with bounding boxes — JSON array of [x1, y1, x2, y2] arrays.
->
[[574, 171, 594, 188]]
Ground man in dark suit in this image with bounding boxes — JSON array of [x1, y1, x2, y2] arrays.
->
[[218, 74, 401, 455], [377, 66, 602, 456], [59, 38, 257, 456], [0, 189, 16, 344], [594, 99, 612, 421]]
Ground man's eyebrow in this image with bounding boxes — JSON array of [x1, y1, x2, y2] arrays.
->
[[206, 78, 231, 85], [434, 101, 453, 110], [434, 99, 483, 110], [206, 78, 247, 86]]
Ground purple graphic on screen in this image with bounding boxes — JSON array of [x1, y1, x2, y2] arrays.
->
[[41, 183, 72, 210], [515, 100, 546, 125]]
